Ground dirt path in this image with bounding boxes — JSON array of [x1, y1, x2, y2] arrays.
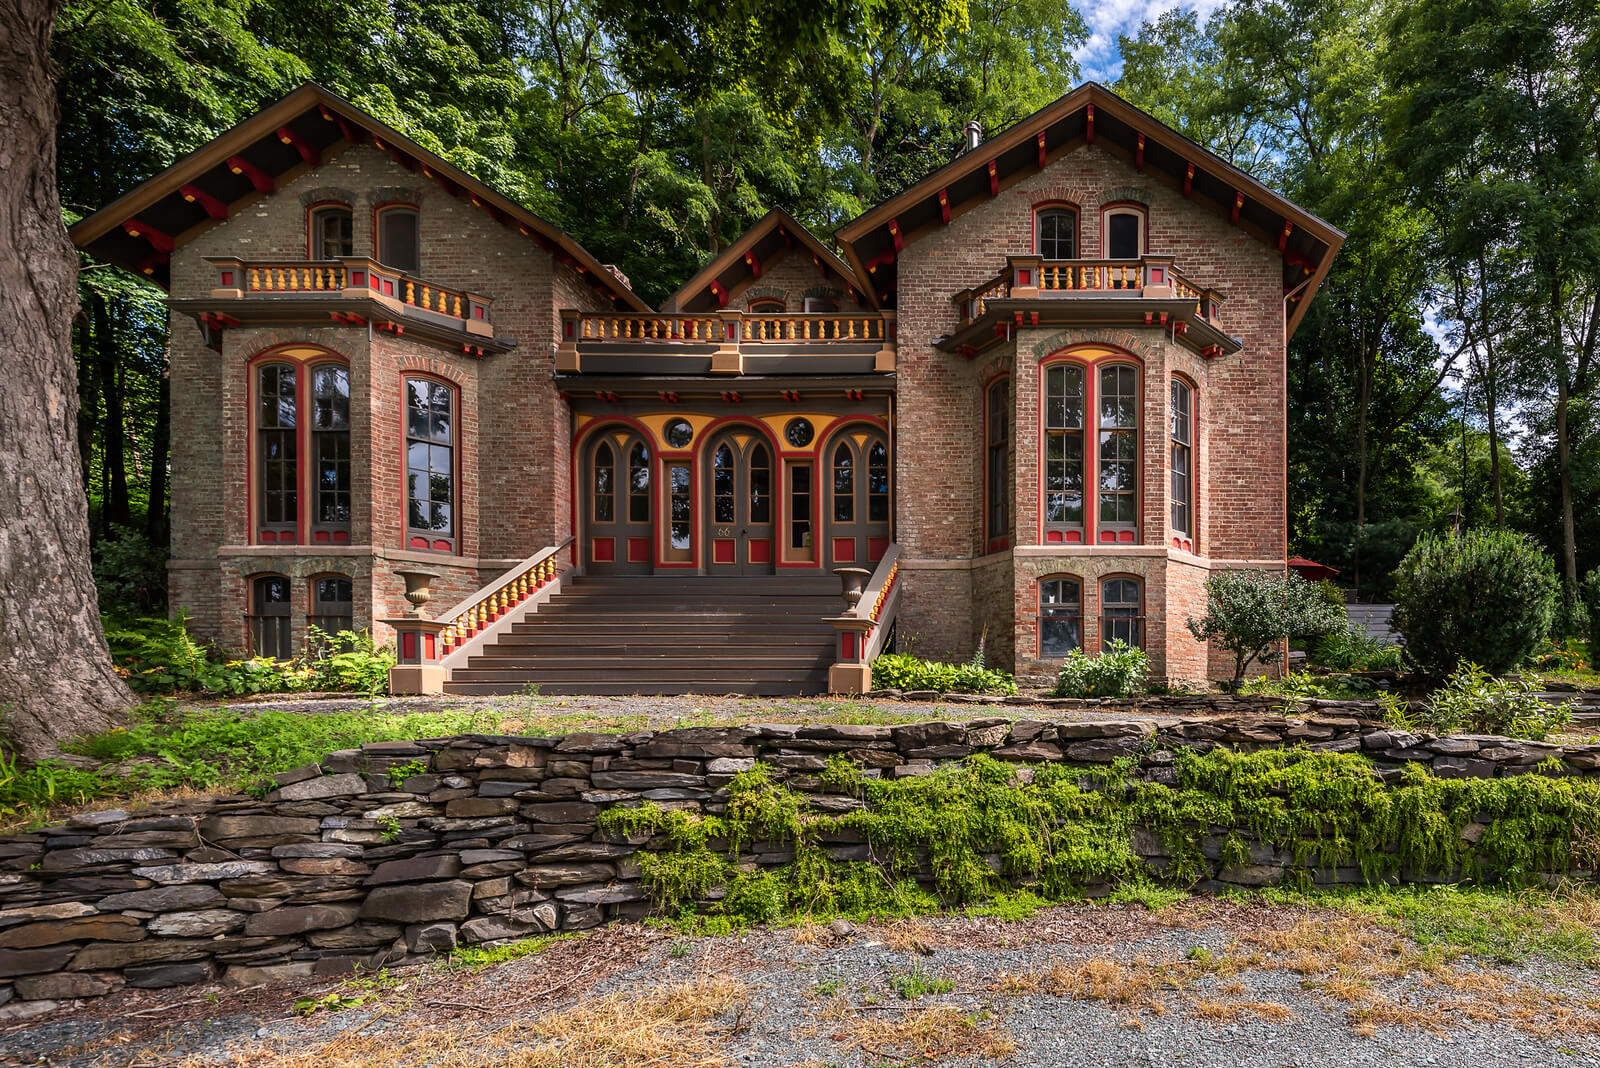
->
[[7, 900, 1597, 1067]]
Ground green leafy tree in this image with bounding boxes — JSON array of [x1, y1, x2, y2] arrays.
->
[[1390, 528, 1559, 676], [1186, 570, 1343, 690]]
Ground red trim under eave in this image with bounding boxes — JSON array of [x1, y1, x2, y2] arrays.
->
[[226, 155, 274, 193], [179, 185, 229, 220]]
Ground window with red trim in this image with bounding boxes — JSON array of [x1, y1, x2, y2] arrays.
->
[[405, 377, 456, 549], [1170, 378, 1193, 537], [985, 377, 1010, 544], [257, 364, 298, 536], [1040, 577, 1082, 657], [310, 206, 353, 259], [1038, 208, 1076, 259], [1043, 363, 1086, 532], [1097, 364, 1138, 527]]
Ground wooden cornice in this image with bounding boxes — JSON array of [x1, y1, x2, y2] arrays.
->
[[71, 82, 649, 312]]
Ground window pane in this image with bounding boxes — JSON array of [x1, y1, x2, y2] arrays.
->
[[1108, 212, 1140, 259], [749, 445, 771, 524], [629, 442, 651, 523], [833, 444, 853, 523], [669, 463, 692, 550], [1039, 211, 1075, 259], [380, 209, 419, 273], [405, 378, 454, 539], [867, 441, 889, 523], [1041, 614, 1081, 657]]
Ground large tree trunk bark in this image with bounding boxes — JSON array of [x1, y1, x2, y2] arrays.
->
[[0, 0, 131, 757]]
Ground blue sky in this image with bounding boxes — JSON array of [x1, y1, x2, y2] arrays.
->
[[1072, 0, 1230, 82]]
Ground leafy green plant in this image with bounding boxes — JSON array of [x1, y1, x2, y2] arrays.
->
[[375, 814, 403, 842], [304, 628, 395, 693], [1583, 569, 1600, 644], [1391, 529, 1559, 676], [1185, 570, 1343, 689], [104, 616, 393, 697], [93, 525, 168, 617], [1312, 621, 1406, 672], [385, 759, 428, 787], [1239, 670, 1377, 700], [1052, 640, 1149, 697], [870, 653, 1018, 695], [1418, 663, 1573, 740], [890, 964, 953, 999]]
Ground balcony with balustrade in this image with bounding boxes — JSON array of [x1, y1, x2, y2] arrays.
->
[[555, 308, 897, 378], [942, 255, 1239, 361], [172, 257, 507, 357]]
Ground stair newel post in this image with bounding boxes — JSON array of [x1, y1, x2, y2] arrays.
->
[[385, 568, 446, 695]]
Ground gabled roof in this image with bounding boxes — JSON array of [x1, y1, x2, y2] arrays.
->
[[834, 82, 1345, 338], [663, 207, 874, 312], [70, 82, 649, 311]]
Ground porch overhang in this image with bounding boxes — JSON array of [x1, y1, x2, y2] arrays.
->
[[936, 298, 1241, 361]]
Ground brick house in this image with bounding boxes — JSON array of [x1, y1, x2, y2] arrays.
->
[[72, 82, 1342, 694]]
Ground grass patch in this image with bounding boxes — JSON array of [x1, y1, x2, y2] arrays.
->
[[0, 701, 508, 826], [446, 933, 583, 971]]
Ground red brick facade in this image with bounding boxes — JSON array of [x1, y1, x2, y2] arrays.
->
[[83, 84, 1335, 685]]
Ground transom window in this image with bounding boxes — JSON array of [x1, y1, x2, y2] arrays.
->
[[1044, 363, 1085, 528], [1040, 578, 1082, 657], [405, 378, 455, 548], [377, 206, 420, 274], [1102, 577, 1143, 649], [1104, 208, 1144, 260], [1038, 209, 1076, 259], [1098, 365, 1138, 526], [750, 300, 785, 313], [310, 206, 353, 260], [257, 364, 298, 533], [986, 378, 1009, 544], [1171, 379, 1193, 537]]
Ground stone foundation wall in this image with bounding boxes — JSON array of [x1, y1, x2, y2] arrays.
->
[[3, 712, 1597, 1014]]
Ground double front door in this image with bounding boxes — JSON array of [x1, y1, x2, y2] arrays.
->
[[705, 431, 775, 575]]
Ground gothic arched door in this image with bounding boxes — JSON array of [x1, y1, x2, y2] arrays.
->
[[824, 430, 891, 569], [584, 431, 653, 574], [703, 430, 776, 575]]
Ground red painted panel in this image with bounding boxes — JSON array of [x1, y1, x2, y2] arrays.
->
[[1118, 530, 1135, 543], [220, 271, 234, 286], [592, 537, 616, 562], [1181, 538, 1193, 553], [868, 537, 889, 561], [352, 270, 365, 286], [749, 539, 772, 564], [424, 633, 436, 660], [1171, 536, 1181, 549], [333, 531, 350, 544], [432, 539, 450, 552], [713, 539, 736, 564], [409, 535, 430, 550], [1045, 530, 1064, 544], [832, 537, 856, 562], [313, 530, 331, 544], [842, 632, 856, 658], [1099, 530, 1117, 543], [1064, 530, 1082, 543], [383, 279, 394, 297], [401, 632, 417, 661], [627, 537, 651, 563], [259, 530, 277, 544]]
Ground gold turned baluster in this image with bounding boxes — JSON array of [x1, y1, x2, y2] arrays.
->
[[404, 280, 415, 305], [249, 268, 261, 291], [847, 317, 856, 339]]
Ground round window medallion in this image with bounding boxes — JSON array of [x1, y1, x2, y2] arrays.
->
[[664, 418, 694, 449], [785, 418, 815, 448]]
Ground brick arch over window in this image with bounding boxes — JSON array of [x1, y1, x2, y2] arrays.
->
[[1037, 345, 1144, 546]]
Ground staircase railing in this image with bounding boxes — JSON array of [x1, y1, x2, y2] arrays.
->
[[824, 544, 900, 694], [436, 537, 575, 669]]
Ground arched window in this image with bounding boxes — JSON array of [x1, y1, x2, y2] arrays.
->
[[1040, 577, 1082, 657], [1102, 577, 1143, 649], [250, 575, 293, 660], [1098, 364, 1138, 528], [1043, 363, 1085, 531], [832, 442, 854, 522], [1171, 378, 1194, 538], [309, 574, 354, 646], [750, 299, 785, 314], [377, 206, 420, 274], [311, 364, 350, 535], [405, 377, 455, 550], [593, 441, 615, 522], [986, 377, 1009, 546], [628, 441, 651, 523], [310, 205, 353, 260], [867, 440, 889, 523], [1103, 207, 1145, 260], [1038, 209, 1076, 259], [713, 443, 736, 523], [257, 363, 298, 537], [749, 443, 772, 523]]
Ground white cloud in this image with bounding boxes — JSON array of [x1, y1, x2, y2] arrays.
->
[[1073, 0, 1231, 82]]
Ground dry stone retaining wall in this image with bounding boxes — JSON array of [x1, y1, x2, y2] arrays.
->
[[3, 711, 1598, 1016]]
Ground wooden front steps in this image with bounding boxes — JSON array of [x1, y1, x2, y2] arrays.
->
[[442, 574, 842, 696]]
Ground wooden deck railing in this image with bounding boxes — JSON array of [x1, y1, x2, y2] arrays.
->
[[563, 310, 895, 346], [951, 256, 1224, 329], [435, 538, 574, 661], [208, 257, 494, 332]]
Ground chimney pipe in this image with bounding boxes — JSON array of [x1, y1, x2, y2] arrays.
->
[[964, 120, 982, 152]]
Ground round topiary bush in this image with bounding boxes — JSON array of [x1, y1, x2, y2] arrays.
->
[[1390, 529, 1558, 676]]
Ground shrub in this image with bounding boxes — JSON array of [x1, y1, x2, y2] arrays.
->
[[870, 653, 1018, 695], [93, 526, 168, 617], [1052, 640, 1149, 697], [1390, 529, 1558, 676], [1312, 621, 1406, 672], [1418, 663, 1572, 741], [1185, 570, 1343, 689], [1582, 569, 1600, 642]]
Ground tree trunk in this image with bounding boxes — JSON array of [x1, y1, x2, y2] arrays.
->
[[0, 0, 131, 757], [1475, 258, 1504, 525]]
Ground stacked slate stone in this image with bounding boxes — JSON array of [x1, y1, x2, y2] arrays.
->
[[3, 716, 1600, 1015]]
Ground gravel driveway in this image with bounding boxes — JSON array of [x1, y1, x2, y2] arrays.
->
[[6, 899, 1596, 1067]]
